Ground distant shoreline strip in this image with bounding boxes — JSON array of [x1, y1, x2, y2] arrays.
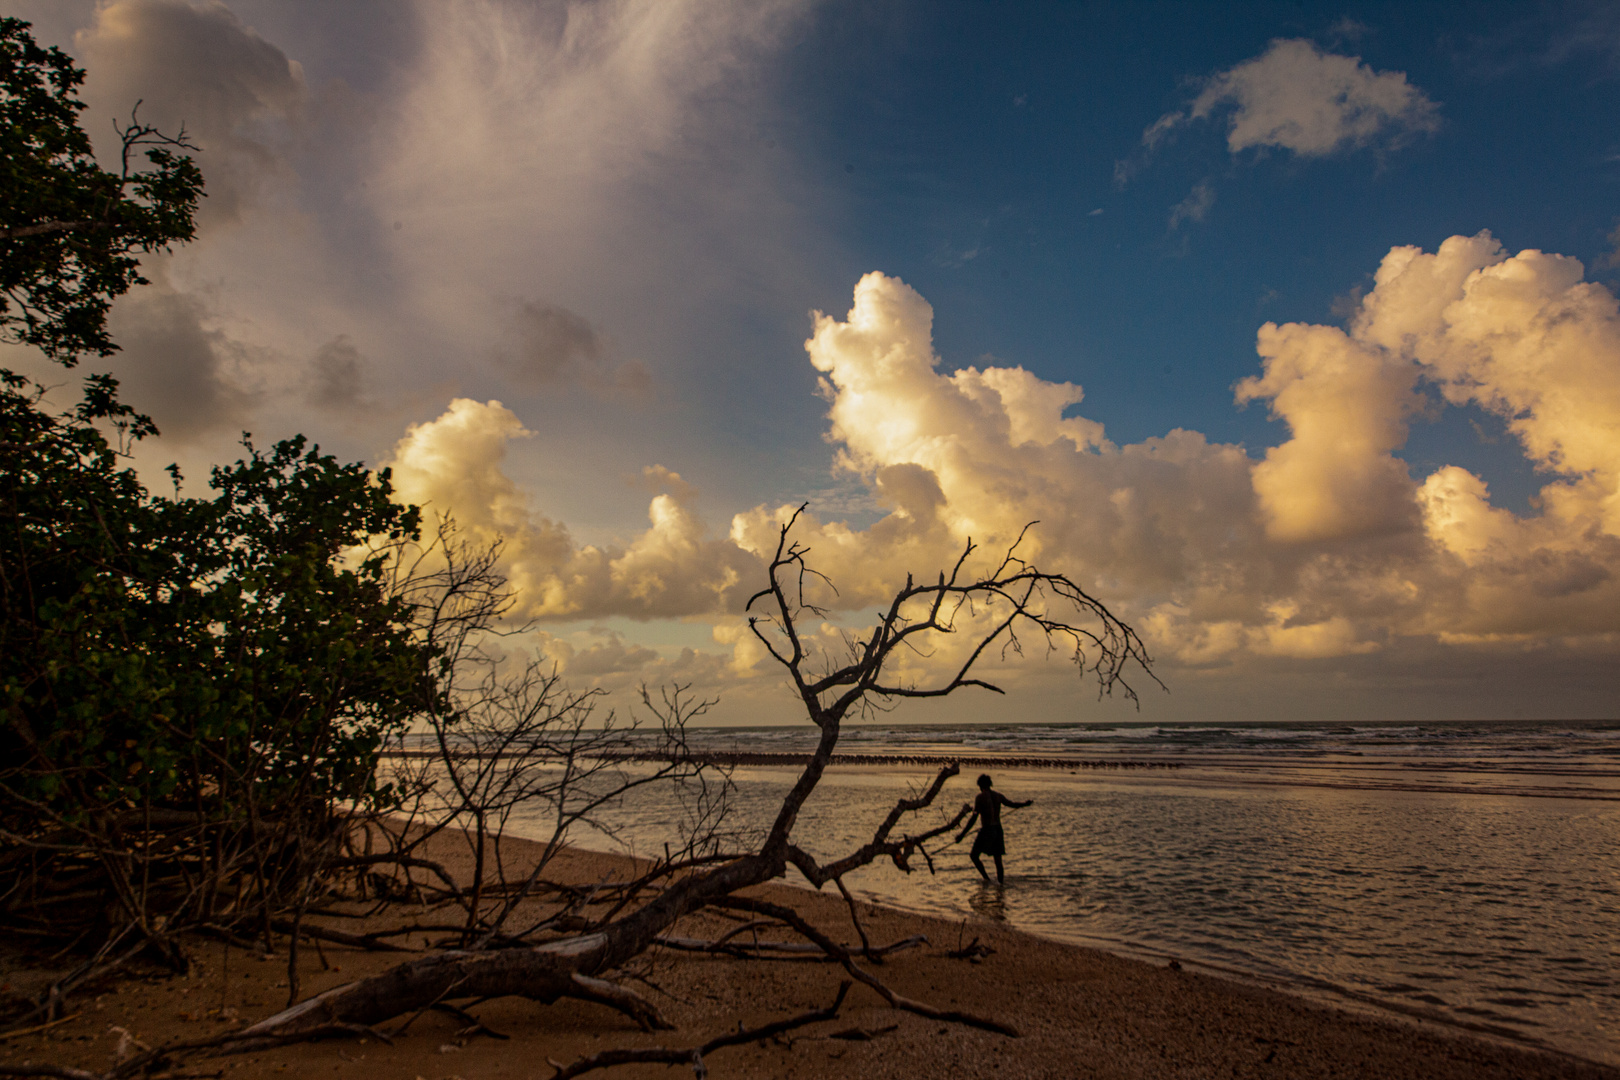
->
[[675, 752, 1181, 770], [379, 750, 1182, 770]]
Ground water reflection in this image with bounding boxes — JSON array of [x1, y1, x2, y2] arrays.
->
[[968, 882, 1007, 922], [530, 763, 1620, 1066]]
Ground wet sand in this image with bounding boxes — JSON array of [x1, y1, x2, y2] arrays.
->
[[2, 832, 1614, 1080]]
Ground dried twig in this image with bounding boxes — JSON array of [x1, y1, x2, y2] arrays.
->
[[547, 982, 851, 1080], [833, 877, 875, 961], [714, 895, 1017, 1037]]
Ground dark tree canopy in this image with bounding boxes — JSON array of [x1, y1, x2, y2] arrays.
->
[[0, 15, 203, 365], [0, 412, 432, 823], [0, 20, 441, 962]]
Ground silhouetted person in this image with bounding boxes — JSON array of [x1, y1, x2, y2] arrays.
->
[[956, 773, 1032, 883]]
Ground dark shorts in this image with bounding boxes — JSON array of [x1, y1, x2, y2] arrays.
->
[[970, 824, 1005, 858]]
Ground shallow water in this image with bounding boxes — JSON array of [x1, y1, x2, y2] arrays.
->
[[505, 720, 1620, 1065]]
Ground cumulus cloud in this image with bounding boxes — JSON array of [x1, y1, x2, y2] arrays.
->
[[727, 273, 1358, 671], [386, 398, 554, 546], [1349, 233, 1620, 635], [1352, 234, 1620, 518], [382, 236, 1620, 688], [541, 629, 659, 677], [75, 0, 307, 224], [730, 272, 1258, 607], [1200, 233, 1620, 647], [1119, 38, 1438, 182], [384, 399, 759, 621], [1234, 320, 1422, 542]]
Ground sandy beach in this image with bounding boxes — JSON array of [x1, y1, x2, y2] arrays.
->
[[2, 832, 1614, 1080]]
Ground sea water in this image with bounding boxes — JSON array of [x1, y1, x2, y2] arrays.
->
[[510, 720, 1620, 1065]]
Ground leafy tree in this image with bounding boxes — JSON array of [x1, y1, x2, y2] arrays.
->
[[1, 413, 430, 822], [0, 16, 203, 365], [0, 18, 445, 980]]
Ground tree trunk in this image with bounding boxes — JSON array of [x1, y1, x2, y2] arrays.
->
[[236, 851, 780, 1040]]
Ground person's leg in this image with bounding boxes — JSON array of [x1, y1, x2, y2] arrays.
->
[[992, 854, 1005, 884], [970, 850, 990, 882]]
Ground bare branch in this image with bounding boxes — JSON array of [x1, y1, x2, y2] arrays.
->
[[547, 981, 851, 1080], [713, 896, 1018, 1037]]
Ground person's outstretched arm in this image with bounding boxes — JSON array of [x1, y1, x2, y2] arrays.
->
[[998, 792, 1034, 809], [955, 807, 980, 843]]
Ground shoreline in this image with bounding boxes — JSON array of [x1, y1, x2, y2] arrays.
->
[[379, 748, 1620, 801], [378, 744, 1620, 773], [3, 831, 1614, 1080], [763, 849, 1617, 1068], [379, 749, 1182, 770]]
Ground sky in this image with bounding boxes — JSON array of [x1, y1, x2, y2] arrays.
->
[[7, 0, 1620, 726]]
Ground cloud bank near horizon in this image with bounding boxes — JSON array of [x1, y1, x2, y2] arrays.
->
[[388, 232, 1620, 686]]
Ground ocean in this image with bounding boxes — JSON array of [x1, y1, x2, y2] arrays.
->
[[509, 719, 1620, 1066]]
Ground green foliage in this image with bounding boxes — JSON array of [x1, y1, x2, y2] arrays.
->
[[0, 374, 434, 828], [0, 15, 204, 365], [0, 22, 440, 938]]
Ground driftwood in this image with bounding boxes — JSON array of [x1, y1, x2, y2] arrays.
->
[[224, 512, 1147, 1051], [6, 512, 1151, 1077], [228, 820, 943, 1043]]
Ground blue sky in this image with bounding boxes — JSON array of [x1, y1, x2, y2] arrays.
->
[[8, 0, 1620, 723], [783, 2, 1620, 501]]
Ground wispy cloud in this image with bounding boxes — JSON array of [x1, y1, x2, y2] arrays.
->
[[1598, 221, 1620, 269], [1168, 180, 1216, 230], [307, 336, 368, 412], [494, 300, 651, 399], [1117, 37, 1439, 185]]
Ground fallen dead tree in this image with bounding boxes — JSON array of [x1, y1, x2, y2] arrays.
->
[[0, 510, 1154, 1080], [217, 510, 1155, 1071]]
